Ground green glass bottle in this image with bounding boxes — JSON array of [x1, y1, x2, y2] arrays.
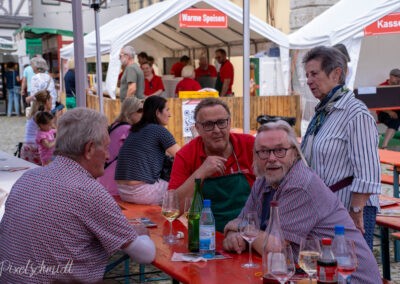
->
[[188, 178, 203, 252]]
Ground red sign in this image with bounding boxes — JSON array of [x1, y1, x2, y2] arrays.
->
[[179, 9, 228, 28], [364, 12, 400, 36]]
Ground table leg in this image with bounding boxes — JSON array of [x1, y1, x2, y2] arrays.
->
[[381, 227, 391, 280], [394, 167, 399, 198]]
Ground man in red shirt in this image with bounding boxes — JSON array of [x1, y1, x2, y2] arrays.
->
[[170, 55, 190, 77], [378, 68, 400, 149], [142, 62, 164, 97], [195, 56, 217, 79], [168, 98, 255, 231], [215, 49, 234, 97]]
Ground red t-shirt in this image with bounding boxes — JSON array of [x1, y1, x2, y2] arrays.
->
[[219, 60, 234, 94], [168, 133, 256, 190], [144, 75, 165, 96], [195, 65, 217, 79], [170, 62, 185, 77], [175, 78, 202, 96]]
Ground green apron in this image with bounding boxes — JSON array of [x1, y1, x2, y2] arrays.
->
[[202, 151, 251, 232]]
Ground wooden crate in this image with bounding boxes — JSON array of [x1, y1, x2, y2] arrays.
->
[[86, 94, 301, 146]]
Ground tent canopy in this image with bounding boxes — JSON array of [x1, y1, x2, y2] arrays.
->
[[60, 0, 290, 98]]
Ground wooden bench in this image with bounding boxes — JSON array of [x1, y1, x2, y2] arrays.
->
[[382, 174, 394, 185], [393, 232, 400, 240]]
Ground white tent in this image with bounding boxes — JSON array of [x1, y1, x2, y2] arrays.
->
[[60, 0, 290, 99], [288, 0, 400, 134]]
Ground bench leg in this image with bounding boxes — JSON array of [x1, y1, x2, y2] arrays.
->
[[381, 227, 391, 280]]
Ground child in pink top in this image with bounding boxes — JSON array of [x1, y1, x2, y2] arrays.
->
[[35, 111, 56, 166]]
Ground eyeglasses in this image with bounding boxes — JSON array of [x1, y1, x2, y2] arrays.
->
[[255, 147, 294, 160], [197, 118, 229, 131]]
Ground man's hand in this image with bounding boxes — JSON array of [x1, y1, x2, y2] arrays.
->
[[223, 231, 246, 254], [196, 156, 227, 179], [349, 211, 365, 234], [386, 110, 398, 119]]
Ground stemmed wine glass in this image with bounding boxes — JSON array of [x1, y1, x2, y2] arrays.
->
[[183, 197, 192, 220], [270, 243, 296, 284], [239, 211, 260, 268], [334, 240, 358, 284], [161, 191, 180, 244], [299, 236, 321, 284]]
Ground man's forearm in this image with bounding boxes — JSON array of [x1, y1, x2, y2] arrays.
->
[[350, 192, 371, 208], [220, 79, 230, 97]]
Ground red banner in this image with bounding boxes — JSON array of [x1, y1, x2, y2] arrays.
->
[[179, 9, 228, 28], [364, 12, 400, 36]]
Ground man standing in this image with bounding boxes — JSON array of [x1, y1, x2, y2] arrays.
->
[[0, 108, 155, 283], [223, 120, 381, 283], [195, 55, 217, 80], [215, 49, 234, 97], [170, 55, 190, 77], [21, 58, 36, 110], [169, 98, 255, 231], [119, 45, 144, 101]]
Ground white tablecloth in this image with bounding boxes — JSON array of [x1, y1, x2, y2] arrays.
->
[[0, 151, 38, 221]]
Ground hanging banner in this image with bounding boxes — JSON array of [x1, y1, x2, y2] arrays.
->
[[364, 13, 400, 36], [179, 9, 228, 28]]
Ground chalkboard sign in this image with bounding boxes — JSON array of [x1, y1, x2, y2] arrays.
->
[[354, 86, 400, 110]]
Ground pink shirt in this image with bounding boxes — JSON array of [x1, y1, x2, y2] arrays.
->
[[98, 123, 131, 195], [35, 128, 56, 165]]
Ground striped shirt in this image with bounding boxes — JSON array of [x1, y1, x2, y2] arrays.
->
[[115, 124, 176, 183], [301, 90, 381, 209], [239, 160, 381, 283]]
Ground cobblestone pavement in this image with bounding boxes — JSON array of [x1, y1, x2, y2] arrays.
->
[[1, 116, 399, 283]]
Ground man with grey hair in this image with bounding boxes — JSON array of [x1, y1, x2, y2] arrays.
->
[[223, 120, 381, 283], [119, 45, 144, 101], [0, 108, 155, 283]]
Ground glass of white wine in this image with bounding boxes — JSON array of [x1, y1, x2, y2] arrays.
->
[[270, 243, 296, 284], [299, 236, 321, 284], [161, 191, 180, 245], [183, 197, 192, 220]]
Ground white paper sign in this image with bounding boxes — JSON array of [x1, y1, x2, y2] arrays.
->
[[182, 100, 200, 137]]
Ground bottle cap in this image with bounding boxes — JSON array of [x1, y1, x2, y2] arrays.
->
[[321, 238, 332, 245], [270, 201, 278, 207], [203, 199, 211, 208], [334, 225, 345, 235]]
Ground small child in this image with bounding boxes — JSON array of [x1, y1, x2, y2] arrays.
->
[[35, 111, 56, 166]]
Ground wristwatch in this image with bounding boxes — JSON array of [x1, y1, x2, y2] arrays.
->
[[350, 206, 363, 213]]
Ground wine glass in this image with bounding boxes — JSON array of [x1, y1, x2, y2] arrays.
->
[[299, 236, 321, 284], [183, 197, 192, 220], [239, 211, 260, 268], [161, 191, 180, 244], [270, 243, 296, 284], [334, 240, 358, 284]]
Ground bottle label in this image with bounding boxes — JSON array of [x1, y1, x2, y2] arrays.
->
[[317, 264, 338, 282], [199, 225, 215, 251]]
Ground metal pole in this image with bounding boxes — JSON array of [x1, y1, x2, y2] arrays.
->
[[92, 0, 104, 114], [71, 0, 86, 107], [243, 0, 250, 133]]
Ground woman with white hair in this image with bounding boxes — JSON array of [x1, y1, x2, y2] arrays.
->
[[27, 57, 58, 110], [174, 65, 201, 97]]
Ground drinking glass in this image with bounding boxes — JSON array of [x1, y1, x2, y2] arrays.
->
[[299, 236, 321, 284], [270, 243, 296, 284], [239, 211, 260, 268], [334, 240, 358, 284], [183, 197, 192, 220], [161, 191, 180, 244]]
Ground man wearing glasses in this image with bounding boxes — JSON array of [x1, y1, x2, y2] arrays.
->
[[119, 45, 144, 101], [168, 98, 255, 231], [222, 120, 381, 284]]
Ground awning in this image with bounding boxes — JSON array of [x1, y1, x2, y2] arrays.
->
[[14, 26, 74, 39]]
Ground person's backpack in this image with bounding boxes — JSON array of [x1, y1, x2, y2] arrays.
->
[[104, 122, 130, 169]]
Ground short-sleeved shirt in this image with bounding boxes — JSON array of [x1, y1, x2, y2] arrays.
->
[[4, 70, 19, 89], [195, 65, 217, 79], [23, 66, 35, 92], [169, 133, 255, 190], [239, 160, 381, 283], [144, 75, 165, 96], [64, 69, 76, 98], [170, 62, 185, 77], [115, 124, 176, 183], [35, 128, 56, 165], [120, 63, 144, 101], [0, 156, 138, 283], [219, 60, 234, 94], [175, 78, 201, 96], [30, 73, 57, 109]]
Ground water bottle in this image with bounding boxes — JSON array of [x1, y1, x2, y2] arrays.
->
[[317, 238, 338, 284], [188, 178, 203, 252], [199, 199, 215, 258], [332, 225, 347, 262]]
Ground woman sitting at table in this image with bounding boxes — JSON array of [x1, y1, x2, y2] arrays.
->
[[98, 97, 143, 196], [175, 65, 201, 97], [20, 90, 53, 166], [115, 96, 180, 205]]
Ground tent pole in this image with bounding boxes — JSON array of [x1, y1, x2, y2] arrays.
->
[[243, 0, 250, 133], [92, 0, 104, 114], [71, 0, 86, 108]]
